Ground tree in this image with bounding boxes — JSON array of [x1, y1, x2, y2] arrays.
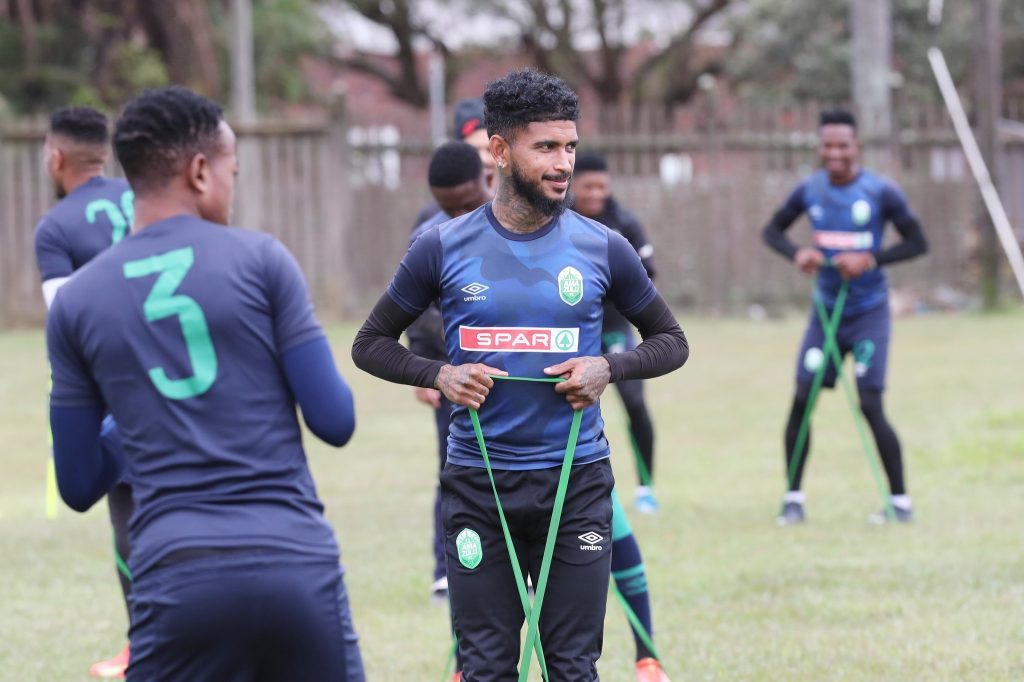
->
[[0, 0, 337, 115], [327, 0, 462, 108], [482, 0, 734, 106], [725, 0, 1024, 106], [327, 0, 734, 109]]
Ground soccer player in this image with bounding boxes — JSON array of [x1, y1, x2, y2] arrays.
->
[[419, 143, 670, 681], [412, 98, 497, 229], [571, 151, 662, 514], [33, 106, 135, 678], [46, 87, 364, 681], [408, 141, 492, 603], [761, 109, 928, 525], [353, 69, 688, 681]]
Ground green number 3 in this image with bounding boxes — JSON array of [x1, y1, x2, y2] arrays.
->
[[123, 247, 218, 400], [86, 190, 135, 244]]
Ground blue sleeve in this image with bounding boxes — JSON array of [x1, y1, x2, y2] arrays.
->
[[263, 238, 326, 354], [386, 225, 443, 315], [880, 182, 914, 224], [47, 296, 103, 408], [281, 337, 356, 447], [34, 218, 74, 282], [409, 211, 448, 248], [781, 182, 808, 216], [50, 404, 124, 512], [606, 230, 658, 317]]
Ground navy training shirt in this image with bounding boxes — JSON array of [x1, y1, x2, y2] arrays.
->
[[388, 203, 657, 470], [47, 215, 339, 577], [34, 176, 135, 281], [781, 169, 915, 315]]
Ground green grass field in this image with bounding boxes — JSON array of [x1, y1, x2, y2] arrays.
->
[[1, 311, 1023, 681]]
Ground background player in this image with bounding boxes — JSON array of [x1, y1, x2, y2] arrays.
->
[[46, 87, 364, 680], [353, 68, 688, 681], [762, 109, 928, 526], [33, 106, 134, 678], [418, 142, 670, 681], [571, 151, 662, 514], [412, 97, 496, 229], [407, 141, 492, 603]]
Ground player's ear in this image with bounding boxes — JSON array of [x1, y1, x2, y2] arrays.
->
[[50, 146, 66, 171], [489, 135, 510, 172], [186, 152, 210, 195]]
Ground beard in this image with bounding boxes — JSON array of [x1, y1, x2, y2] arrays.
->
[[509, 160, 569, 219]]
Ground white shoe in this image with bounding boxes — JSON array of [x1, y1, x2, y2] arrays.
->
[[430, 576, 449, 603]]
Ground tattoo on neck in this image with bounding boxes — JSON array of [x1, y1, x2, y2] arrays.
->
[[493, 179, 550, 234]]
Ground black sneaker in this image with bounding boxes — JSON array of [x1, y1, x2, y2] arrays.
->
[[866, 506, 913, 524], [776, 500, 806, 526]]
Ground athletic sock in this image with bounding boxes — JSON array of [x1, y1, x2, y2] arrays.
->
[[784, 490, 805, 504], [890, 494, 912, 510], [611, 534, 654, 661]]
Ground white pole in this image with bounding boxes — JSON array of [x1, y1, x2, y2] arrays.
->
[[232, 0, 256, 124], [927, 46, 1024, 299], [428, 52, 446, 146]]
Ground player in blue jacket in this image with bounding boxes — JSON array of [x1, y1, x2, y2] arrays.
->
[[46, 87, 364, 681], [354, 69, 688, 682], [33, 106, 135, 678], [762, 109, 928, 526]]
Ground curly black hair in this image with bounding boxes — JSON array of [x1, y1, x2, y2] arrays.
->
[[820, 108, 857, 131], [483, 69, 579, 142], [428, 141, 483, 188], [49, 107, 109, 145], [113, 86, 224, 194]]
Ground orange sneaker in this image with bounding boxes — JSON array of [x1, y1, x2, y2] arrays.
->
[[451, 673, 462, 682], [89, 644, 129, 679], [636, 657, 670, 682]]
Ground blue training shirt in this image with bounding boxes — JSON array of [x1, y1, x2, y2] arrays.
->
[[782, 169, 915, 315], [47, 215, 340, 577], [34, 176, 135, 281], [388, 203, 657, 470]]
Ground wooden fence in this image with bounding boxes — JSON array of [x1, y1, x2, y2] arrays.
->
[[0, 103, 1020, 327]]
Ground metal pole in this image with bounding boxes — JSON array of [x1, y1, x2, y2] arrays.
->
[[851, 0, 892, 169], [232, 0, 256, 124], [973, 0, 1004, 308], [428, 51, 446, 146], [927, 47, 1024, 299]]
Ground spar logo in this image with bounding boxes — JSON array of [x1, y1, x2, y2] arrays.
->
[[814, 231, 874, 251], [459, 326, 579, 353]]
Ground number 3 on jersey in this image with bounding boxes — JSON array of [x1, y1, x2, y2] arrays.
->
[[123, 247, 218, 400]]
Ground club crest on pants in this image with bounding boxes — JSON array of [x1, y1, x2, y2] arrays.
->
[[456, 528, 483, 569]]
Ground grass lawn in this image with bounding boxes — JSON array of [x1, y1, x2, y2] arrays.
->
[[1, 311, 1022, 681]]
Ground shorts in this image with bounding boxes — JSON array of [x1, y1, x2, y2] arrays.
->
[[128, 549, 364, 681], [796, 300, 891, 391]]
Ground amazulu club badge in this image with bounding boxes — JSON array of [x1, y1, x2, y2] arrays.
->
[[851, 199, 872, 226], [456, 528, 483, 569], [558, 266, 583, 306]]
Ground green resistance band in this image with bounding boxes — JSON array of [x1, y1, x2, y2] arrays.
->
[[627, 427, 652, 488], [810, 292, 896, 521], [610, 581, 661, 663], [787, 265, 894, 520], [467, 375, 582, 682]]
